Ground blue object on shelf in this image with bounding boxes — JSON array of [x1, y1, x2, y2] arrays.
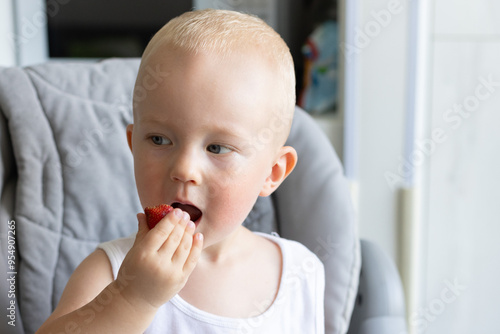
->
[[299, 20, 339, 114]]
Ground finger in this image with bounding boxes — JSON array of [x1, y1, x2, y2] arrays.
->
[[144, 209, 183, 251], [133, 213, 149, 246], [183, 233, 204, 274], [158, 210, 190, 255], [171, 221, 196, 264]]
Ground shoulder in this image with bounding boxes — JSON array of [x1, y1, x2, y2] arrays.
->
[[44, 235, 137, 324], [98, 233, 136, 279], [41, 249, 114, 325], [254, 232, 325, 295], [255, 233, 325, 332], [256, 232, 324, 272], [98, 233, 136, 254]]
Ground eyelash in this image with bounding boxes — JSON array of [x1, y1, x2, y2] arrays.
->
[[150, 135, 170, 146], [149, 136, 232, 154], [206, 144, 232, 154]]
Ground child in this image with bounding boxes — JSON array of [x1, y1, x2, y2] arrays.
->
[[37, 9, 325, 333]]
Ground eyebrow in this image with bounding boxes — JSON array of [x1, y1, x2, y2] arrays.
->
[[209, 126, 248, 142], [138, 115, 249, 141], [136, 114, 173, 125]]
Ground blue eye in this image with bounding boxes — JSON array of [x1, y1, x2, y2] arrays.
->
[[207, 144, 231, 154], [151, 136, 170, 145]]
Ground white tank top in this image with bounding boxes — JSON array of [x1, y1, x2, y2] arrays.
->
[[98, 232, 325, 334]]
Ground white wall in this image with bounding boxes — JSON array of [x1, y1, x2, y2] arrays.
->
[[0, 0, 49, 67], [419, 1, 500, 333], [351, 0, 410, 261], [349, 0, 500, 332], [0, 0, 16, 66], [14, 0, 49, 66]]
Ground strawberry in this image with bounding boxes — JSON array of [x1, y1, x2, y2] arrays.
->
[[144, 204, 174, 229]]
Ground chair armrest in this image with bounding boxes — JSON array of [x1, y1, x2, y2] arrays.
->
[[347, 239, 408, 334]]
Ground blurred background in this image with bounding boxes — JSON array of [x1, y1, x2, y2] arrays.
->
[[1, 0, 499, 333]]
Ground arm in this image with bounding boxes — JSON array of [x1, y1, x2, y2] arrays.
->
[[37, 209, 203, 334], [37, 249, 151, 334]]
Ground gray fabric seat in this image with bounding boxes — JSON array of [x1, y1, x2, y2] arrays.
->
[[0, 59, 406, 334]]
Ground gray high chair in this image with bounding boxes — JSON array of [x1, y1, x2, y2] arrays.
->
[[0, 59, 407, 334]]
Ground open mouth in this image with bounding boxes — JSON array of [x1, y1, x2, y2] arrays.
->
[[171, 202, 202, 223]]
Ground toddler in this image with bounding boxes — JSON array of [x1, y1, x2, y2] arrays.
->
[[38, 9, 324, 334]]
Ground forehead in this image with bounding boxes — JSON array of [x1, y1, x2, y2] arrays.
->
[[135, 47, 281, 128]]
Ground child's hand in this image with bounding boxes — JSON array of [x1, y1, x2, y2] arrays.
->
[[116, 208, 203, 311]]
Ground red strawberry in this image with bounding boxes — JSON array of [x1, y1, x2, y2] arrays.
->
[[144, 204, 174, 229]]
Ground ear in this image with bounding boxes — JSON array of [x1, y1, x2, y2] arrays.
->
[[126, 124, 134, 153], [259, 146, 298, 197]]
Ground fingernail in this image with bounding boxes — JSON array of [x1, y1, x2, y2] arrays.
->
[[187, 221, 195, 229], [174, 208, 183, 217], [183, 212, 190, 221], [196, 233, 204, 241]]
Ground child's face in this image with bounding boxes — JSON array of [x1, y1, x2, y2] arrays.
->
[[128, 47, 284, 249]]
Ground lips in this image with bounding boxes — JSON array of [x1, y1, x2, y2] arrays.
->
[[171, 202, 202, 223]]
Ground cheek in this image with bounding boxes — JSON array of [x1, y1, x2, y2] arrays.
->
[[210, 158, 266, 197], [133, 149, 168, 205], [208, 167, 268, 223]]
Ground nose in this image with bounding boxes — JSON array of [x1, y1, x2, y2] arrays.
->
[[169, 147, 202, 185]]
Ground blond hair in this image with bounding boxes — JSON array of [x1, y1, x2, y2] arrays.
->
[[137, 9, 295, 136]]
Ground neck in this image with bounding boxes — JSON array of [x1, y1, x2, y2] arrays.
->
[[199, 226, 251, 264]]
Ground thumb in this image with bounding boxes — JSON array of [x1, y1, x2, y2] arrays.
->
[[134, 212, 149, 244]]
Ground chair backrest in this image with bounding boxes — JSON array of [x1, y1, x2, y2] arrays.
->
[[0, 59, 360, 334]]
